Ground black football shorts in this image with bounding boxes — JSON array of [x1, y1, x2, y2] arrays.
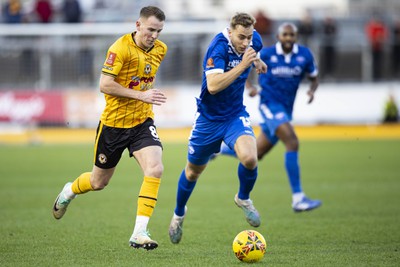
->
[[94, 118, 162, 169]]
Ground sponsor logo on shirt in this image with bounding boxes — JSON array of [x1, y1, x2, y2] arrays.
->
[[228, 59, 241, 68], [102, 65, 113, 71], [128, 76, 155, 90], [271, 66, 302, 76]]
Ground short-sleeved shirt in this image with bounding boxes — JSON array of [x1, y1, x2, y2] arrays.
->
[[258, 42, 318, 118], [197, 28, 263, 121], [186, 28, 262, 165], [101, 32, 167, 128]]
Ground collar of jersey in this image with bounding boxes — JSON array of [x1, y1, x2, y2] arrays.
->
[[131, 31, 154, 53], [222, 28, 253, 57], [276, 42, 299, 56]]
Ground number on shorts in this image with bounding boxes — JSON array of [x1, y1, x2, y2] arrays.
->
[[239, 116, 251, 127], [149, 126, 159, 139]]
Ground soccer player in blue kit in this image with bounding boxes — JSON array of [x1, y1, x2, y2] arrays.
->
[[219, 22, 322, 212], [168, 12, 267, 244]]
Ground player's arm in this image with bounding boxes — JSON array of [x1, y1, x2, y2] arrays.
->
[[306, 76, 319, 104], [207, 48, 258, 95], [99, 74, 166, 105], [253, 57, 267, 74], [246, 55, 266, 97], [245, 72, 259, 97]]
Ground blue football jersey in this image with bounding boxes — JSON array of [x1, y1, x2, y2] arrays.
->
[[258, 42, 318, 113], [197, 28, 263, 121]]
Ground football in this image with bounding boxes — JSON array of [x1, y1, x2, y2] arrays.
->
[[232, 230, 267, 263]]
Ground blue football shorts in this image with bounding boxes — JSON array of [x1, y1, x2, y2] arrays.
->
[[187, 111, 255, 165], [259, 102, 292, 145]]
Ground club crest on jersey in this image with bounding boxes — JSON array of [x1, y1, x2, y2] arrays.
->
[[270, 55, 278, 63], [106, 52, 116, 65], [296, 56, 306, 63], [144, 64, 152, 74], [206, 58, 214, 68]]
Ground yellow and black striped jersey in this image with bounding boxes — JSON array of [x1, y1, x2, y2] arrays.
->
[[100, 32, 167, 128]]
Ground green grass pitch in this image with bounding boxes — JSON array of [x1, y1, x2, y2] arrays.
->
[[1, 139, 399, 266]]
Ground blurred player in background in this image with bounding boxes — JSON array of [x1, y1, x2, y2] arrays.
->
[[218, 22, 321, 212], [168, 12, 267, 244], [52, 6, 167, 250]]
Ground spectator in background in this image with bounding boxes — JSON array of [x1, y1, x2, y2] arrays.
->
[[365, 15, 388, 81], [78, 38, 94, 83], [297, 12, 314, 47], [383, 93, 399, 123], [63, 0, 82, 23], [391, 19, 400, 78], [34, 0, 52, 23], [321, 16, 337, 79], [2, 0, 24, 23], [2, 0, 32, 80], [254, 9, 273, 46]]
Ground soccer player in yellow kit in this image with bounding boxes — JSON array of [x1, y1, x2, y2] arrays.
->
[[52, 6, 168, 250]]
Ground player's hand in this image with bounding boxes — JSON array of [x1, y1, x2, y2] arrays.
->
[[254, 59, 267, 74], [247, 85, 258, 97], [307, 89, 315, 104], [241, 48, 258, 69], [141, 89, 167, 105]]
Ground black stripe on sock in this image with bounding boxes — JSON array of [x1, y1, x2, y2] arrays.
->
[[138, 195, 157, 201]]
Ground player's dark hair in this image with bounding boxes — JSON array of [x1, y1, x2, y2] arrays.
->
[[278, 22, 298, 34], [140, 6, 165, 21], [230, 13, 256, 29]]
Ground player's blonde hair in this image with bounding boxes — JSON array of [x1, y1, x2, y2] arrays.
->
[[230, 13, 256, 29]]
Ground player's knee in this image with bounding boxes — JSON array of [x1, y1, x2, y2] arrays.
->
[[153, 164, 164, 178], [286, 139, 299, 151], [186, 171, 200, 181], [241, 155, 258, 170], [90, 180, 108, 190], [146, 163, 164, 178], [185, 168, 202, 182]]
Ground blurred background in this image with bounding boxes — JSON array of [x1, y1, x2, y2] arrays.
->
[[0, 0, 399, 135]]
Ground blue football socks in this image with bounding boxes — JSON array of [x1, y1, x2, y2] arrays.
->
[[174, 169, 196, 216], [285, 151, 302, 194], [237, 163, 258, 200]]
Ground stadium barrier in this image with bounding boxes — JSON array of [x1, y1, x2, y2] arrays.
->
[[0, 83, 399, 128], [1, 125, 399, 145]]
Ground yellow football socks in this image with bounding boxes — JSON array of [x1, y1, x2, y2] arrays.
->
[[71, 172, 93, 194], [137, 176, 161, 217]]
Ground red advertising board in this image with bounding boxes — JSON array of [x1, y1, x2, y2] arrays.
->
[[0, 91, 65, 124]]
